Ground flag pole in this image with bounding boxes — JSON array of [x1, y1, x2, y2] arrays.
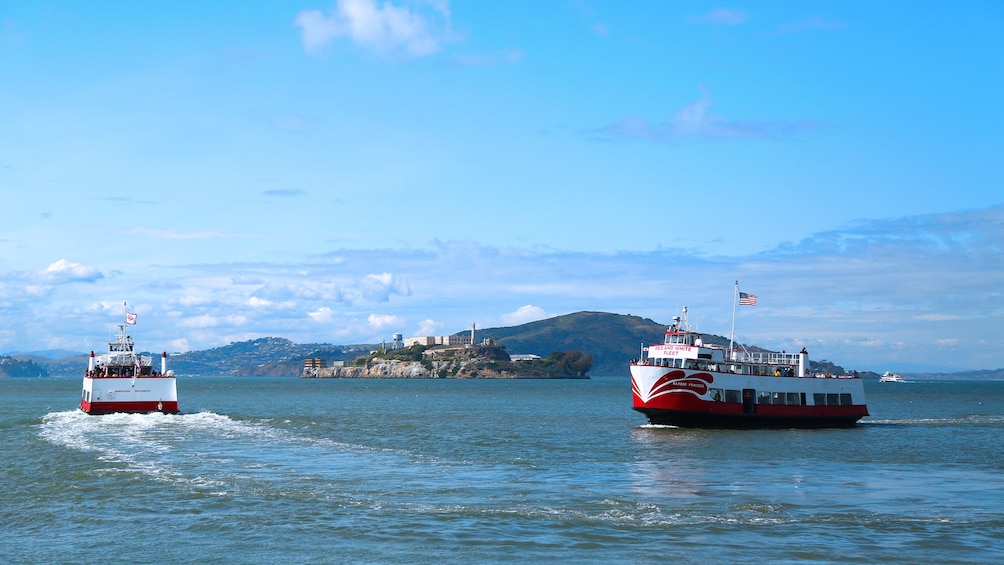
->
[[729, 281, 738, 361]]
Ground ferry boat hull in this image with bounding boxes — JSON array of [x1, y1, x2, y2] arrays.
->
[[79, 303, 179, 415], [631, 365, 868, 429], [630, 299, 868, 429], [81, 376, 179, 415]]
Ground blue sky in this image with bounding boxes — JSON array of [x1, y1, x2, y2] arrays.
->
[[1, 1, 1002, 373]]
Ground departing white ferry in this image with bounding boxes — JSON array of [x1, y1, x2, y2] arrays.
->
[[631, 286, 868, 428], [80, 303, 178, 415], [880, 371, 907, 383]]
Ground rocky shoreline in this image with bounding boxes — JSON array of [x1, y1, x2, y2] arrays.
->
[[302, 358, 587, 379]]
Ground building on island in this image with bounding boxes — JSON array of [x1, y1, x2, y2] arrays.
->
[[509, 354, 541, 361], [404, 334, 472, 347], [405, 323, 479, 349]]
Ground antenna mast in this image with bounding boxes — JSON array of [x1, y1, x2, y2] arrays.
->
[[729, 281, 738, 361]]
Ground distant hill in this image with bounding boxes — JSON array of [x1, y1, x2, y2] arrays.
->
[[905, 368, 1004, 381], [468, 311, 677, 376], [0, 355, 50, 378], [167, 338, 374, 376]]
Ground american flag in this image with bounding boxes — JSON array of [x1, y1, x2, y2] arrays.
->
[[739, 292, 757, 306]]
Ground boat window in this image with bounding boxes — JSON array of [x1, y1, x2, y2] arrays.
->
[[813, 393, 826, 406], [724, 390, 742, 403], [709, 388, 723, 402], [786, 392, 801, 406], [772, 392, 786, 405], [826, 393, 839, 406], [757, 391, 772, 404], [840, 393, 852, 406]]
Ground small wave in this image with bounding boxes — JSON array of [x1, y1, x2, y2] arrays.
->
[[862, 415, 1004, 426]]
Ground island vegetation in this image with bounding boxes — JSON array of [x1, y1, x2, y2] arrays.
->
[[305, 343, 593, 379]]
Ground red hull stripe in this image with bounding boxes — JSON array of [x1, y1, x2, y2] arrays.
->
[[634, 407, 864, 429], [633, 392, 867, 428], [80, 401, 180, 415]]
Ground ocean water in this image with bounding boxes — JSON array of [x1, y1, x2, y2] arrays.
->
[[2, 377, 1003, 564]]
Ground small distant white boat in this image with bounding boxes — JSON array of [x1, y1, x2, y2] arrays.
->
[[880, 371, 907, 383]]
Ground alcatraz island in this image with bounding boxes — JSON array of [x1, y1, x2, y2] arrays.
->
[[303, 324, 593, 379]]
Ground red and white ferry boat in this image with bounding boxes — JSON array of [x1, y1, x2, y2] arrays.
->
[[631, 291, 868, 429], [80, 303, 178, 415]]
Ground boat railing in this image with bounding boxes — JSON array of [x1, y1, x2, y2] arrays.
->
[[732, 351, 801, 366]]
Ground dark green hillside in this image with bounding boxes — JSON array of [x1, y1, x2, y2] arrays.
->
[[471, 311, 695, 377]]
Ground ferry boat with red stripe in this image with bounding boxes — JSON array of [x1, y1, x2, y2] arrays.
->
[[631, 287, 868, 428], [80, 303, 178, 415]]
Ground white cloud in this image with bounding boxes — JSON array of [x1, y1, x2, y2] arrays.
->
[[294, 0, 451, 58], [416, 318, 441, 335], [179, 314, 248, 329], [308, 307, 336, 323], [692, 8, 748, 26], [177, 295, 213, 307], [354, 272, 410, 302], [774, 16, 844, 35], [169, 338, 190, 353], [247, 296, 272, 308], [368, 313, 403, 331], [501, 305, 548, 326], [43, 259, 103, 283], [915, 314, 959, 322], [451, 47, 523, 66], [592, 91, 821, 143], [128, 227, 233, 239]]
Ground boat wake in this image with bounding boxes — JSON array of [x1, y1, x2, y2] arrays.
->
[[36, 409, 488, 503]]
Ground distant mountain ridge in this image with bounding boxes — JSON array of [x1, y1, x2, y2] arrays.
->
[[14, 311, 997, 378]]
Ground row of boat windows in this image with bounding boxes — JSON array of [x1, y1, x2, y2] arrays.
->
[[709, 389, 854, 406], [81, 389, 92, 403], [86, 367, 155, 377], [648, 357, 800, 376]]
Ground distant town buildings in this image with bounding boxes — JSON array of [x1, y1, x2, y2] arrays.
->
[[304, 357, 327, 369]]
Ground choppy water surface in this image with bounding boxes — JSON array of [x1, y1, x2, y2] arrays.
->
[[3, 377, 1003, 563]]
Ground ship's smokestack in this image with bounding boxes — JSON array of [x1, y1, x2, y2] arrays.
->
[[161, 352, 167, 374], [89, 351, 95, 372]]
